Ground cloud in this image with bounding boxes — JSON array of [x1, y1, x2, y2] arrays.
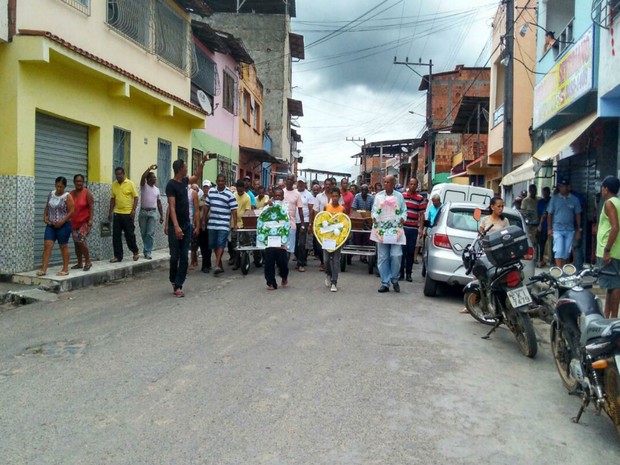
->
[[291, 0, 497, 174]]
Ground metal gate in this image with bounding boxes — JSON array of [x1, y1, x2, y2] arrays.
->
[[34, 113, 89, 266], [157, 139, 172, 191]]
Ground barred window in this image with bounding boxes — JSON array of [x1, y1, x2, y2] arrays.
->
[[155, 0, 188, 71], [107, 0, 151, 49], [223, 69, 238, 115], [60, 0, 90, 14], [194, 46, 219, 97]]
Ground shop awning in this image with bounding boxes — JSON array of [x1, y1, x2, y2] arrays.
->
[[500, 158, 535, 186], [533, 113, 597, 162]]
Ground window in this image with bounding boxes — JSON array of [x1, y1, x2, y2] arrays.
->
[[107, 0, 195, 75], [157, 139, 172, 190], [242, 90, 251, 123], [113, 127, 131, 180], [541, 0, 575, 57], [192, 148, 204, 183], [60, 0, 90, 14], [193, 47, 219, 97], [217, 156, 232, 186], [177, 147, 188, 165], [253, 103, 261, 132], [222, 69, 238, 115]]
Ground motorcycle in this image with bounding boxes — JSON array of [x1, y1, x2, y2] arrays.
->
[[533, 265, 620, 437], [461, 221, 538, 358]]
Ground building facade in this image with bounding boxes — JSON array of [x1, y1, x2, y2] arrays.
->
[[0, 0, 209, 274]]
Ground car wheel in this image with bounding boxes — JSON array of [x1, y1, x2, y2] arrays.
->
[[423, 273, 439, 297]]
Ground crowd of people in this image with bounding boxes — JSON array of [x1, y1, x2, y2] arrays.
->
[[36, 159, 620, 316]]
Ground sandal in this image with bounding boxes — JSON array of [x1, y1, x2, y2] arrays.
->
[[459, 307, 470, 314], [133, 254, 140, 261], [36, 270, 46, 277], [56, 271, 69, 276], [71, 264, 83, 269], [83, 264, 92, 272]]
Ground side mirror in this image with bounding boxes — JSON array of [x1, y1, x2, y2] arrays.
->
[[473, 208, 482, 222]]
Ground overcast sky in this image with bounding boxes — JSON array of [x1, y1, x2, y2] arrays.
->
[[291, 0, 499, 176]]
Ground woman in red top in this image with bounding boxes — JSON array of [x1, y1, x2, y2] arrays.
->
[[70, 174, 95, 271]]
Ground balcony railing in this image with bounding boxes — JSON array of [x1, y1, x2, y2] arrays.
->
[[592, 0, 620, 30], [493, 103, 504, 127], [556, 19, 574, 56], [61, 0, 90, 15]]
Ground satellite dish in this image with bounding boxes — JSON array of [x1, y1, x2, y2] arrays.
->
[[196, 90, 213, 115]]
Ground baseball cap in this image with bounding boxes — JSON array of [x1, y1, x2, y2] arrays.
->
[[243, 175, 251, 181], [297, 177, 307, 184], [556, 177, 569, 186], [202, 179, 212, 187]]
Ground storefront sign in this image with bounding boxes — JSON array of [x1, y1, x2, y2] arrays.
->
[[533, 27, 593, 128]]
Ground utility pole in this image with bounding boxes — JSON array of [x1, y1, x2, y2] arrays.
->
[[346, 137, 366, 184], [502, 0, 514, 181], [394, 57, 433, 191]]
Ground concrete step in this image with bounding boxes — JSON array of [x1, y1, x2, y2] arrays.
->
[[12, 250, 169, 293]]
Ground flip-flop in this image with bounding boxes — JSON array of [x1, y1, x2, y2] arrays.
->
[[133, 254, 139, 261], [71, 264, 83, 269], [36, 270, 46, 276], [83, 264, 92, 271], [56, 271, 69, 276], [459, 307, 470, 314]]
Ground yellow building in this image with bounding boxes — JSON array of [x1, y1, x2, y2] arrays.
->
[[0, 0, 208, 273], [475, 0, 536, 193]]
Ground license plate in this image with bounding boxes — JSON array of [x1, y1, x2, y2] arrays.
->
[[507, 286, 533, 308]]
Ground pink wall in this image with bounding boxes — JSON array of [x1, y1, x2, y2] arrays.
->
[[196, 41, 239, 148]]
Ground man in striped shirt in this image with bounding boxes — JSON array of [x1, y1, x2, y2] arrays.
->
[[204, 173, 238, 275], [400, 178, 427, 282]]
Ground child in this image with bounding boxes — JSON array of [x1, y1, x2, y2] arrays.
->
[[262, 188, 290, 290], [324, 187, 345, 292]]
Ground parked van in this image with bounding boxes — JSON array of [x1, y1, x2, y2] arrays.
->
[[429, 183, 494, 206]]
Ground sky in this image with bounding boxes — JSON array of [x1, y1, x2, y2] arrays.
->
[[291, 0, 500, 176]]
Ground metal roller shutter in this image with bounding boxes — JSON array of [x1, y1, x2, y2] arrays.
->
[[34, 113, 88, 267]]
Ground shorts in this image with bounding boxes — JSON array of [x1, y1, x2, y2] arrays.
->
[[71, 223, 91, 244], [208, 228, 229, 250], [286, 228, 296, 253], [552, 230, 575, 260], [44, 222, 72, 245], [598, 258, 620, 289]]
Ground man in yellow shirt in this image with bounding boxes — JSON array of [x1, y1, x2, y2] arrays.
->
[[108, 167, 139, 262], [231, 180, 252, 270]]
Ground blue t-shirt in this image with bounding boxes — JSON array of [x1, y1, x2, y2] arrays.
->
[[428, 204, 441, 226], [547, 193, 582, 231], [247, 190, 256, 207]]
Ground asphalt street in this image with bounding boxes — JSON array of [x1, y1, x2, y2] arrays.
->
[[1, 257, 619, 465]]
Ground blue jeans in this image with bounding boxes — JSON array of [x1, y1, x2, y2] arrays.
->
[[553, 229, 574, 260], [168, 223, 192, 289], [139, 209, 158, 255], [377, 243, 402, 287]]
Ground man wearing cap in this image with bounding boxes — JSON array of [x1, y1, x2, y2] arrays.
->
[[596, 176, 620, 318], [295, 178, 314, 272], [547, 177, 582, 267], [243, 176, 257, 208], [139, 164, 164, 260]]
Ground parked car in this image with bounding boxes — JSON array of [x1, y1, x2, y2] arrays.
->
[[425, 184, 493, 218], [421, 202, 535, 297]]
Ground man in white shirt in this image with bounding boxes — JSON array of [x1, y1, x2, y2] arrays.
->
[[295, 178, 314, 272], [139, 164, 163, 259]]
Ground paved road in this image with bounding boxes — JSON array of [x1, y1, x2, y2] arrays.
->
[[1, 258, 619, 464]]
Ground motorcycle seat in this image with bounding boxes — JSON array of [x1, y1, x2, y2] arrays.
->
[[583, 317, 620, 342]]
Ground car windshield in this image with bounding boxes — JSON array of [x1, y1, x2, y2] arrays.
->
[[448, 209, 523, 232]]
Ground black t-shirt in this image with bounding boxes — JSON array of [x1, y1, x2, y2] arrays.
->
[[166, 177, 190, 228]]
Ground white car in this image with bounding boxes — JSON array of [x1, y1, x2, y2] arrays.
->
[[422, 202, 535, 297]]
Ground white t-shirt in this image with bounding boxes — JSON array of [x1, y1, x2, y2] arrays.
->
[[296, 189, 314, 224]]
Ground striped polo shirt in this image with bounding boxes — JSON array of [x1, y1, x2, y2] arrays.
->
[[403, 191, 427, 228], [206, 187, 238, 231]]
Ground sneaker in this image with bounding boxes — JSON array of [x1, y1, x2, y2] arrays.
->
[[173, 288, 185, 297], [213, 267, 224, 276], [325, 277, 331, 287], [393, 282, 401, 293], [145, 254, 152, 260], [267, 285, 276, 291], [330, 284, 338, 292], [378, 285, 389, 293], [298, 266, 305, 272]]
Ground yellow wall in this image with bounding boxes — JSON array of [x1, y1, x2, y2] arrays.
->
[[16, 0, 191, 101], [488, 0, 535, 159], [0, 36, 203, 181], [239, 63, 264, 150]]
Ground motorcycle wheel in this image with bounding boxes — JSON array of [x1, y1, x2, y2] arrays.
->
[[464, 290, 495, 326], [604, 364, 620, 437], [505, 304, 537, 358], [550, 321, 579, 392]]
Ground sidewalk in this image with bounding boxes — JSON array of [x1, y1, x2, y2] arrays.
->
[[11, 249, 169, 293]]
